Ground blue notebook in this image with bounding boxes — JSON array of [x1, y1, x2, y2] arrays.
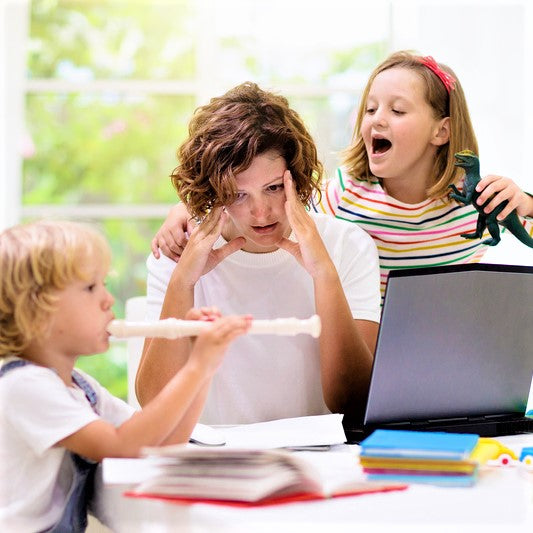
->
[[365, 472, 478, 487], [360, 429, 479, 460]]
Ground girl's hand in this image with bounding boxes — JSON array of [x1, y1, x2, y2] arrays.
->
[[276, 171, 335, 279], [172, 208, 245, 288], [151, 203, 196, 261], [187, 313, 252, 375], [476, 175, 533, 220]]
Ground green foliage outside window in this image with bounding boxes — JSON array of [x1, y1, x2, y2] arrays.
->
[[24, 0, 387, 400], [28, 0, 196, 80], [25, 0, 197, 399]]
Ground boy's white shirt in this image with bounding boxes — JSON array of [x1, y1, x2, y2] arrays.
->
[[0, 359, 135, 533]]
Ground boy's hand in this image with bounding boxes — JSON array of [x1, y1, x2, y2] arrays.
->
[[151, 203, 196, 261], [477, 175, 533, 220], [185, 306, 222, 322], [188, 313, 252, 375]]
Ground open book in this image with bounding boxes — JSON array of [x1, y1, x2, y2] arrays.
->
[[125, 445, 406, 506]]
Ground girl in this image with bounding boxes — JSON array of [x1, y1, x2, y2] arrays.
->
[[0, 220, 250, 533], [314, 50, 533, 296], [136, 82, 381, 426], [152, 51, 533, 298]]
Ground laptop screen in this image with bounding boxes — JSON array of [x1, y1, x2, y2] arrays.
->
[[364, 264, 533, 425]]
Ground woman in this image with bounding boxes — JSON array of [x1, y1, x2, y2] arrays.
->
[[136, 82, 381, 424]]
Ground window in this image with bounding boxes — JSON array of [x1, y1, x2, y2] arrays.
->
[[3, 0, 532, 397], [12, 0, 390, 396]]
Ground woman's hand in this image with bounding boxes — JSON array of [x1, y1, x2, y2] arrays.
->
[[277, 171, 335, 279], [172, 208, 245, 288], [477, 175, 533, 220], [151, 203, 196, 261]]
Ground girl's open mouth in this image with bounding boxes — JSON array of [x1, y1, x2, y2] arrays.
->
[[372, 137, 392, 154]]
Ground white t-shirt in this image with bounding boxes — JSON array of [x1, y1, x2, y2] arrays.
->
[[146, 213, 380, 425], [0, 359, 136, 533]]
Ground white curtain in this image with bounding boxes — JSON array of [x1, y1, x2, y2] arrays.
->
[[0, 0, 28, 230]]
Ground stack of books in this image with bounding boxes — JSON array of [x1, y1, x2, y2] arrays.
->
[[359, 429, 483, 486]]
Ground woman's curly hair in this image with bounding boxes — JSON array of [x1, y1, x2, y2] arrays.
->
[[171, 82, 323, 219], [0, 220, 110, 357]]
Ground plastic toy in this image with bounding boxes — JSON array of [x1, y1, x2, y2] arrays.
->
[[449, 150, 533, 248], [519, 447, 533, 465], [475, 438, 518, 466]]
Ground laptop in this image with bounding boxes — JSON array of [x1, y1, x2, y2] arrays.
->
[[342, 263, 533, 444]]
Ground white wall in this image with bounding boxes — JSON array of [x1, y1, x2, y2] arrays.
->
[[391, 0, 533, 265]]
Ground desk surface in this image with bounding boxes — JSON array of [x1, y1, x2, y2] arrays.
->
[[99, 432, 533, 533]]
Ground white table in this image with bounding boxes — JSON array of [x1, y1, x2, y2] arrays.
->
[[98, 433, 533, 533]]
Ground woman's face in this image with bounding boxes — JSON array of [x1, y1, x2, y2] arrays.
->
[[222, 150, 291, 253]]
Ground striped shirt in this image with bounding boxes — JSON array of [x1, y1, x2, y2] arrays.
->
[[313, 167, 533, 299]]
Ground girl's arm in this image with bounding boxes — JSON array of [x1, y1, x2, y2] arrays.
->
[[58, 313, 251, 461], [151, 203, 195, 261], [277, 171, 379, 413]]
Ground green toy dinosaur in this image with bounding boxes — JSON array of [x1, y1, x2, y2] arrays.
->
[[449, 150, 533, 248]]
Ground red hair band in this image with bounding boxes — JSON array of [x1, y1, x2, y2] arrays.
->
[[418, 56, 456, 93]]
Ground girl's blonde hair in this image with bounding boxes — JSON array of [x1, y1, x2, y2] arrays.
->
[[342, 50, 478, 199], [0, 220, 110, 357], [171, 82, 323, 219]]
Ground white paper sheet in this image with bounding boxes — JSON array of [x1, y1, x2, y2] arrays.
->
[[221, 413, 346, 449]]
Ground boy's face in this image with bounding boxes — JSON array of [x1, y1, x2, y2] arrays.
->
[[46, 264, 115, 358], [222, 150, 291, 253]]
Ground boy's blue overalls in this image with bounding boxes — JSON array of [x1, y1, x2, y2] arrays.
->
[[0, 360, 99, 533]]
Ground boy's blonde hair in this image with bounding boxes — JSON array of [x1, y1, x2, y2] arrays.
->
[[0, 220, 111, 357], [342, 50, 479, 199], [171, 82, 323, 219]]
